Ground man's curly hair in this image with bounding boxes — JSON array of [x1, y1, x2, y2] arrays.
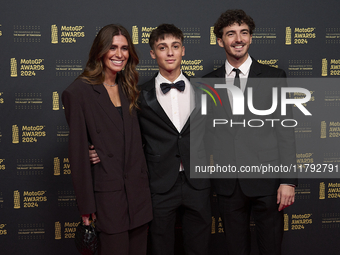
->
[[214, 9, 255, 38]]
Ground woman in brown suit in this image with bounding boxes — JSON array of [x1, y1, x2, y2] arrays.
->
[[62, 24, 152, 255]]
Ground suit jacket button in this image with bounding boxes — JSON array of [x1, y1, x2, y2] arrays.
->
[[179, 135, 182, 139], [176, 154, 180, 158], [108, 154, 113, 158]]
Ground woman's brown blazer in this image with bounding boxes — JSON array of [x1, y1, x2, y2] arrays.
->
[[62, 77, 152, 234]]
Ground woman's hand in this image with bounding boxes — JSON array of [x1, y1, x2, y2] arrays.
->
[[82, 213, 97, 225]]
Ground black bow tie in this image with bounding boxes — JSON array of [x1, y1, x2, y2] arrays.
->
[[160, 80, 185, 94]]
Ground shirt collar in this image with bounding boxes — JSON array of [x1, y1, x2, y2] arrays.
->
[[156, 71, 186, 84], [225, 54, 252, 76]]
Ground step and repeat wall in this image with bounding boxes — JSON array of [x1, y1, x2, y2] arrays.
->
[[1, 0, 340, 254]]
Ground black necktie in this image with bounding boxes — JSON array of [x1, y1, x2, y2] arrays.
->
[[232, 68, 241, 88], [160, 80, 185, 94]]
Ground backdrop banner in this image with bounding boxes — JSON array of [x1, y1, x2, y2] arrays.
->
[[1, 1, 339, 254]]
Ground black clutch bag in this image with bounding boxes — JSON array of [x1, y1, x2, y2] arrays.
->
[[74, 220, 99, 255]]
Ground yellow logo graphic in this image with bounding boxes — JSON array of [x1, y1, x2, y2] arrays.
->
[[55, 222, 61, 239], [0, 224, 7, 235], [10, 58, 18, 77], [51, 25, 58, 44], [321, 121, 327, 139], [284, 214, 289, 231], [53, 91, 60, 110], [0, 159, 5, 170], [319, 182, 325, 199], [14, 190, 20, 209], [132, 26, 138, 45], [211, 216, 216, 234], [217, 217, 224, 233], [210, 27, 216, 45], [322, 58, 327, 76], [54, 157, 60, 176], [0, 92, 4, 104], [285, 27, 292, 45], [12, 125, 19, 144]]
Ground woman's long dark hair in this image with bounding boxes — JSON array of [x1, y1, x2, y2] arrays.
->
[[79, 24, 139, 113]]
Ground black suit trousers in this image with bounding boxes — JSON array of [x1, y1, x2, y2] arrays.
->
[[149, 172, 211, 255], [217, 180, 284, 255], [98, 223, 149, 255]]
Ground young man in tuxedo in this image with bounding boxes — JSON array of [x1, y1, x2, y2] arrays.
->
[[204, 9, 297, 255], [138, 24, 211, 255], [90, 24, 211, 255]]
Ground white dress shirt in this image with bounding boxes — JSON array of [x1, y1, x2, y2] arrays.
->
[[224, 55, 252, 110], [155, 71, 195, 132], [224, 54, 252, 92]]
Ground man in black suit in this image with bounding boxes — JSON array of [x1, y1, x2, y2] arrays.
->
[[90, 24, 211, 255], [138, 24, 211, 255], [204, 9, 297, 255]]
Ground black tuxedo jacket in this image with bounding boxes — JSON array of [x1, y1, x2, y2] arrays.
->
[[62, 77, 152, 234], [204, 58, 298, 197], [137, 74, 210, 194]]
